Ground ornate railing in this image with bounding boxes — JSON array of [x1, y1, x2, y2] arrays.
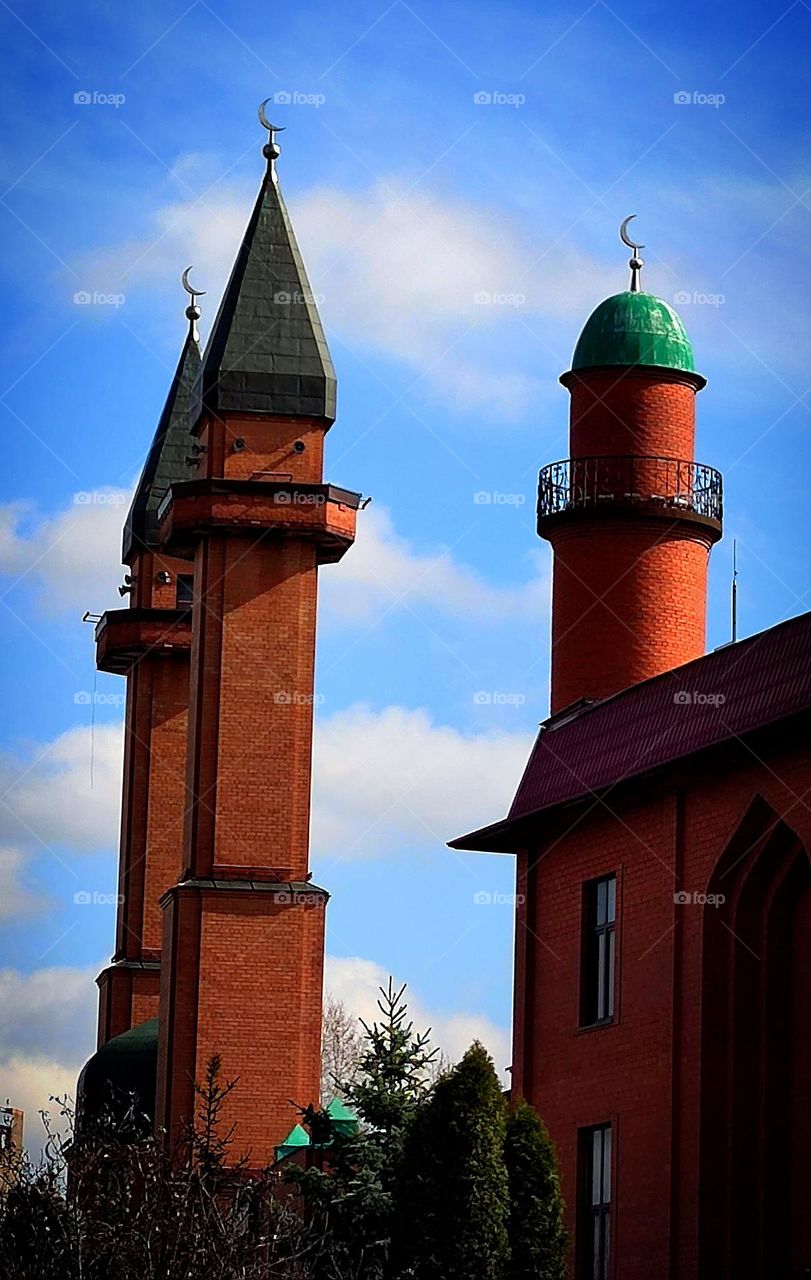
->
[[537, 455, 723, 530]]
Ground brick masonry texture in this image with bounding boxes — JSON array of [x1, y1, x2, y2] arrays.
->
[[568, 371, 698, 460], [96, 546, 192, 1047], [547, 368, 713, 714], [513, 735, 811, 1278], [549, 520, 712, 713], [153, 406, 353, 1161], [518, 354, 811, 1276]]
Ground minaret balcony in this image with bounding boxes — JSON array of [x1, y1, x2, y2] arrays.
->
[[95, 607, 193, 674], [537, 454, 722, 540], [157, 478, 360, 564]]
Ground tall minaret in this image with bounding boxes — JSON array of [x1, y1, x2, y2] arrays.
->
[[153, 113, 358, 1161], [538, 220, 723, 713], [94, 286, 202, 1045]]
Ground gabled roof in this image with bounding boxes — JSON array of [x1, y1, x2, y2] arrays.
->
[[450, 610, 811, 852], [123, 329, 200, 561], [275, 1122, 310, 1162], [273, 1098, 359, 1163], [194, 156, 336, 423]]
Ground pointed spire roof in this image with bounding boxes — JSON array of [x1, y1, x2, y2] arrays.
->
[[195, 121, 336, 423], [123, 319, 201, 561]]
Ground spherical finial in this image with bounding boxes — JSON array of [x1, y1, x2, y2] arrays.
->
[[181, 267, 205, 339], [258, 99, 285, 169], [619, 216, 646, 292]]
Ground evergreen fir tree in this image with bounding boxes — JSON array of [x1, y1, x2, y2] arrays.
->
[[504, 1099, 568, 1280], [394, 1041, 510, 1280], [345, 978, 437, 1145], [289, 979, 438, 1280]]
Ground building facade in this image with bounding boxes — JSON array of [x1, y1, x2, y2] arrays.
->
[[453, 248, 811, 1278], [79, 116, 359, 1165], [0, 1106, 23, 1193]]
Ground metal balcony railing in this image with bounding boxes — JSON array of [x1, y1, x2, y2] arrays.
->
[[537, 455, 723, 531]]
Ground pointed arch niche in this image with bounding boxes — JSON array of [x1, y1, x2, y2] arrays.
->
[[698, 796, 811, 1279]]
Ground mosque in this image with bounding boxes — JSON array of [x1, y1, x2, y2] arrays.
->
[[78, 108, 811, 1279]]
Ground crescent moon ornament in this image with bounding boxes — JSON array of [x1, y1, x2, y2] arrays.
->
[[258, 98, 285, 134], [619, 214, 644, 252], [619, 215, 645, 292], [181, 266, 206, 299], [258, 99, 285, 170]]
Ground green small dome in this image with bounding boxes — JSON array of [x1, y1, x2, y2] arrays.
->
[[76, 1017, 158, 1136], [571, 291, 697, 375]]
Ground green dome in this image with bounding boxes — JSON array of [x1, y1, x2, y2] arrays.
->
[[76, 1017, 158, 1136], [571, 291, 697, 375]]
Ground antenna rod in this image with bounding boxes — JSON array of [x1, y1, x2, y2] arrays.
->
[[731, 539, 738, 643]]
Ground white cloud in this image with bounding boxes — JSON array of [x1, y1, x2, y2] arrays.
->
[[296, 179, 612, 329], [293, 180, 615, 414], [0, 965, 98, 1158], [0, 848, 46, 920], [0, 698, 525, 872], [2, 489, 545, 633], [325, 954, 511, 1077], [70, 162, 618, 417], [71, 178, 250, 309], [0, 1056, 81, 1159], [0, 966, 97, 1062], [0, 489, 130, 617], [0, 723, 124, 856], [313, 703, 531, 861], [322, 505, 546, 625]]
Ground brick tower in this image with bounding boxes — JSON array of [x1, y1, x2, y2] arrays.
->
[[538, 226, 722, 714], [154, 117, 358, 1162], [453, 224, 811, 1278], [94, 305, 200, 1045], [81, 115, 359, 1165]]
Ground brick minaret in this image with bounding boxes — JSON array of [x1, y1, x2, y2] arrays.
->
[[538, 231, 722, 713], [153, 120, 358, 1161], [94, 306, 201, 1044]]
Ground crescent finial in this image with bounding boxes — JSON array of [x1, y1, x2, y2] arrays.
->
[[181, 266, 206, 299], [619, 214, 644, 252], [258, 98, 285, 170], [619, 216, 645, 292], [181, 266, 205, 340]]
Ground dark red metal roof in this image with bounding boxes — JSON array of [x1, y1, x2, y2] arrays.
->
[[450, 610, 811, 851]]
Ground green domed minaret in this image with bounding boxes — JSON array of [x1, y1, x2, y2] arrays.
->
[[565, 214, 704, 389]]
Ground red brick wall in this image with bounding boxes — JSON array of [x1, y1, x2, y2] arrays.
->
[[157, 403, 343, 1156], [547, 370, 715, 714], [568, 372, 697, 460], [182, 533, 318, 880], [99, 545, 192, 1047], [142, 658, 190, 950], [514, 734, 811, 1279], [96, 964, 161, 1045], [197, 412, 326, 483], [113, 652, 189, 962], [548, 521, 712, 713], [155, 885, 326, 1162], [131, 550, 194, 607]]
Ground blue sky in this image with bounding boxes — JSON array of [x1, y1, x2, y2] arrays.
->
[[1, 0, 809, 1146]]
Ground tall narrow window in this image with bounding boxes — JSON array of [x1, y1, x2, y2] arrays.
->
[[176, 574, 194, 608], [582, 874, 616, 1025], [581, 1123, 612, 1280]]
